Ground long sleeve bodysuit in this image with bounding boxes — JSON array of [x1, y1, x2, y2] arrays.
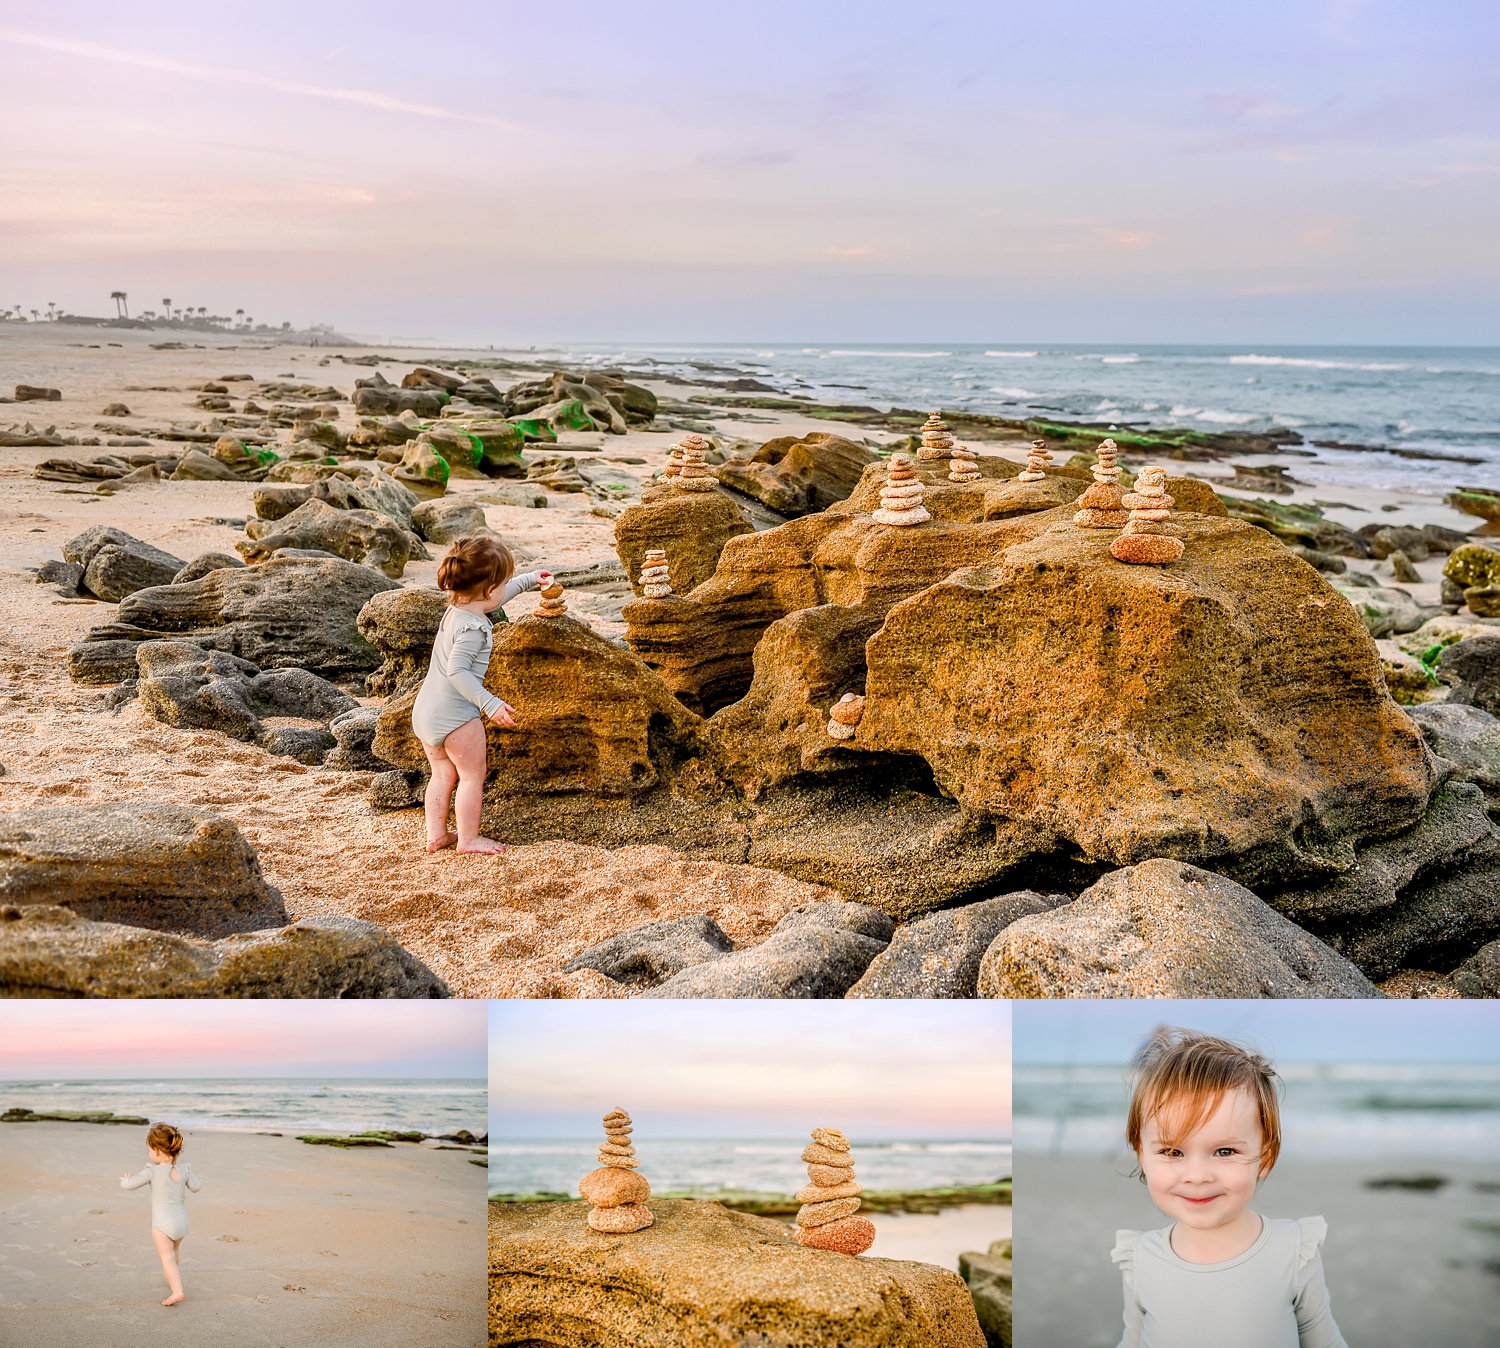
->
[[409, 573, 543, 746], [120, 1160, 202, 1240], [1111, 1216, 1348, 1348]]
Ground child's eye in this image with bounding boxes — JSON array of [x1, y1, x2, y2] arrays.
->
[[1214, 1148, 1239, 1157]]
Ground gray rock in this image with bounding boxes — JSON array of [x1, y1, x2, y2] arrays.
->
[[63, 525, 175, 573], [83, 542, 185, 603], [959, 1240, 1012, 1348], [646, 901, 893, 998], [847, 891, 1064, 998], [170, 448, 242, 481], [356, 587, 449, 696], [1406, 703, 1500, 792], [1331, 582, 1445, 638], [977, 858, 1383, 999], [105, 555, 398, 678], [34, 559, 84, 593], [368, 768, 426, 810], [1452, 940, 1500, 997], [0, 803, 284, 937], [1273, 782, 1494, 921], [0, 906, 448, 997], [476, 483, 548, 509], [103, 680, 139, 710], [1330, 832, 1500, 980], [240, 499, 416, 578], [67, 639, 142, 685], [1440, 636, 1500, 716], [136, 641, 357, 762], [324, 706, 394, 772], [411, 497, 491, 544], [172, 552, 245, 584], [563, 914, 735, 986]]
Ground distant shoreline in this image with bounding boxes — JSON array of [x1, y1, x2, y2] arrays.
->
[[489, 1180, 1011, 1215]]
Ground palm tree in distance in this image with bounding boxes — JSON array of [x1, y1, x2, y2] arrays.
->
[[46, 302, 57, 320], [111, 291, 129, 318], [235, 308, 244, 326], [162, 298, 172, 321]]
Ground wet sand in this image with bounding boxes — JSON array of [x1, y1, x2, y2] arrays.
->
[[1012, 1152, 1500, 1348], [0, 1119, 486, 1348], [866, 1203, 1012, 1272]]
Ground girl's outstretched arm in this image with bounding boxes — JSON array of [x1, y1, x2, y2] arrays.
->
[[440, 627, 504, 719], [183, 1162, 202, 1193], [499, 570, 546, 604], [119, 1167, 150, 1190]]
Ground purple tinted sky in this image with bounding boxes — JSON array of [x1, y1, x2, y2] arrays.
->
[[2, 1, 1497, 341]]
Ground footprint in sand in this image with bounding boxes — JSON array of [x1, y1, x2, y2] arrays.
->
[[254, 1294, 272, 1304], [318, 1250, 337, 1257], [333, 1192, 351, 1197], [217, 1235, 241, 1243], [421, 1272, 445, 1280], [87, 1209, 104, 1215], [283, 1285, 306, 1294], [233, 1209, 248, 1215]]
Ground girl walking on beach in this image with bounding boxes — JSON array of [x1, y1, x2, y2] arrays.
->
[[119, 1122, 201, 1307], [412, 535, 549, 855], [1110, 1027, 1348, 1348]]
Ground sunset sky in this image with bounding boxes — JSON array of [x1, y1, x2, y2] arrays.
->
[[490, 1001, 1010, 1138], [0, 1002, 487, 1078], [2, 1, 1496, 342]]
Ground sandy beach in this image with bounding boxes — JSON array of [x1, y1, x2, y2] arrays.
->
[[866, 1203, 1011, 1272], [1012, 1153, 1500, 1348], [2, 324, 1495, 997], [0, 1119, 487, 1347]]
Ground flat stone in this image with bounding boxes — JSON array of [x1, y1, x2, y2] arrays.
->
[[588, 1203, 655, 1233], [0, 803, 284, 937], [562, 914, 734, 987], [802, 1142, 856, 1167], [795, 1216, 877, 1256], [796, 1181, 863, 1203], [796, 1197, 863, 1228], [809, 1127, 849, 1151], [579, 1167, 651, 1208], [807, 1164, 856, 1188]]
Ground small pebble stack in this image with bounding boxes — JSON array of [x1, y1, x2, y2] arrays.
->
[[915, 412, 955, 461], [639, 548, 673, 598], [1109, 465, 1185, 565], [1018, 437, 1053, 482], [947, 442, 981, 483], [579, 1107, 654, 1233], [534, 580, 568, 618], [661, 443, 685, 479], [794, 1127, 875, 1255], [826, 693, 864, 740], [672, 434, 718, 492], [1073, 438, 1130, 529], [871, 454, 930, 525]]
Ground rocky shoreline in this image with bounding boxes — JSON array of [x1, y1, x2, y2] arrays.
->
[[490, 1179, 1011, 1216]]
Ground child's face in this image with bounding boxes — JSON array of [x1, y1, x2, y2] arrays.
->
[[1138, 1087, 1268, 1233]]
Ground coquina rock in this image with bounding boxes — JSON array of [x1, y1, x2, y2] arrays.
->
[[489, 1199, 986, 1347], [855, 515, 1434, 886], [959, 1240, 1012, 1348], [62, 526, 185, 602], [976, 859, 1383, 999], [715, 432, 882, 517], [0, 906, 449, 997], [253, 470, 419, 530], [83, 556, 399, 679], [355, 587, 450, 696], [615, 491, 753, 596], [239, 499, 419, 578], [0, 803, 284, 937]]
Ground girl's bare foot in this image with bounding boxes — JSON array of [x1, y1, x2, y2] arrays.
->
[[455, 837, 507, 855], [162, 1293, 184, 1306], [426, 831, 458, 853]]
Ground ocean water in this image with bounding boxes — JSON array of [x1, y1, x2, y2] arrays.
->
[[1014, 1063, 1500, 1161], [1, 1078, 487, 1136], [489, 1137, 1012, 1199], [535, 342, 1500, 497]]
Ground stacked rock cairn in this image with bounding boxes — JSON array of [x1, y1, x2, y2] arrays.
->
[[826, 693, 864, 740], [915, 411, 955, 461], [871, 454, 930, 525], [661, 442, 685, 479], [671, 433, 718, 492], [1018, 437, 1053, 482], [1109, 465, 1185, 565], [1073, 438, 1130, 529], [578, 1107, 654, 1233], [534, 579, 568, 618], [794, 1127, 875, 1255], [639, 548, 673, 598], [947, 442, 981, 483]]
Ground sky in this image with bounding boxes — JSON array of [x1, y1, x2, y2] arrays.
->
[[490, 1001, 1010, 1138], [1013, 1000, 1500, 1065], [0, 1001, 488, 1078], [1, 1, 1497, 343]]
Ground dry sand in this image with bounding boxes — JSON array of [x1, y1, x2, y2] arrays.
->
[[0, 1119, 486, 1348], [1012, 1152, 1500, 1348]]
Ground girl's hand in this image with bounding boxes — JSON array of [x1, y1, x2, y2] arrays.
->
[[536, 570, 554, 586], [489, 702, 517, 727]]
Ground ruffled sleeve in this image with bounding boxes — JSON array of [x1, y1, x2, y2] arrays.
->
[[1293, 1217, 1349, 1348], [119, 1166, 150, 1191], [1295, 1216, 1328, 1272], [1111, 1231, 1143, 1348]]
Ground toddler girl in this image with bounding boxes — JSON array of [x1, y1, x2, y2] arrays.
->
[[119, 1122, 201, 1307], [411, 534, 549, 854], [1111, 1027, 1347, 1348]]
